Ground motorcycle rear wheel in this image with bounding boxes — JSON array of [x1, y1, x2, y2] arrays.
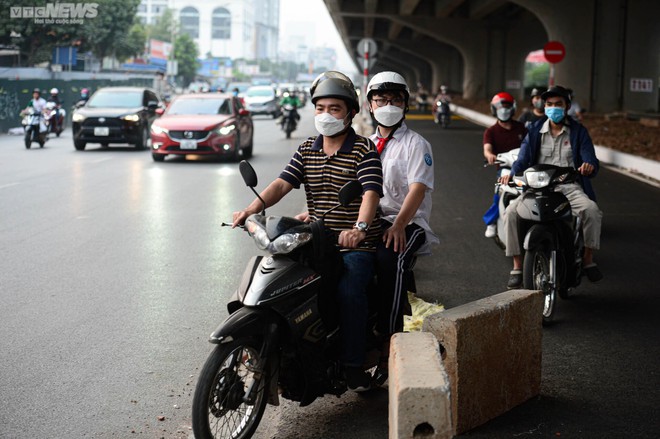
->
[[192, 338, 269, 439], [24, 130, 31, 149], [523, 248, 556, 325]]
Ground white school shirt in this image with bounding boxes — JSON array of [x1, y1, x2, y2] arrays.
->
[[370, 121, 439, 254]]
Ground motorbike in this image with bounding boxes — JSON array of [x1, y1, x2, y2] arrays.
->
[[434, 100, 451, 128], [512, 164, 585, 325], [280, 103, 297, 139], [483, 148, 521, 250], [21, 108, 47, 149], [44, 101, 65, 136], [191, 161, 382, 439]]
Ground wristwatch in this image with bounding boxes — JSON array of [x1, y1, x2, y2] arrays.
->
[[353, 221, 369, 233]]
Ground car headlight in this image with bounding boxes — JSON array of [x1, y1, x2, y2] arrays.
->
[[216, 124, 236, 136], [151, 124, 168, 135], [524, 170, 552, 188], [121, 114, 140, 122], [72, 113, 85, 123]]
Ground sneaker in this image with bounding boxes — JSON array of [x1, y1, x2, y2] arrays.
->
[[583, 263, 603, 282], [345, 367, 371, 392], [507, 270, 523, 289], [485, 224, 497, 238]]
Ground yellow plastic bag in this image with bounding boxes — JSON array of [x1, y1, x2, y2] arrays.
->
[[403, 291, 445, 332]]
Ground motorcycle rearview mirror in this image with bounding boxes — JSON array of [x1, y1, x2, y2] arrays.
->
[[238, 160, 266, 215], [337, 180, 363, 207]]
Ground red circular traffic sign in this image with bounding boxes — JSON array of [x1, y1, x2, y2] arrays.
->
[[543, 41, 566, 63]]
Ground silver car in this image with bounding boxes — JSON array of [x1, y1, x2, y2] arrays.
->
[[243, 86, 280, 118]]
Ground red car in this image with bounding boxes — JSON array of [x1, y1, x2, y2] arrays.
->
[[150, 93, 254, 162]]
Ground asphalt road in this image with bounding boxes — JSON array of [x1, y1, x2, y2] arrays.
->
[[1, 109, 658, 438]]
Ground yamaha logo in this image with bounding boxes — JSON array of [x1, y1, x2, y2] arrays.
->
[[98, 117, 105, 123], [184, 131, 193, 139]]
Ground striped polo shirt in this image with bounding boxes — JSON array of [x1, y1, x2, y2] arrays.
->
[[279, 127, 383, 251]]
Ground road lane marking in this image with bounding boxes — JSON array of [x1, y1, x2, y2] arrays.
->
[[0, 182, 20, 190]]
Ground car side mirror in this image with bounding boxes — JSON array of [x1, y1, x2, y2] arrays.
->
[[239, 109, 250, 116], [155, 108, 164, 116]]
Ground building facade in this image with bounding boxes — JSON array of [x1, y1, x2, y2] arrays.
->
[[137, 0, 279, 61]]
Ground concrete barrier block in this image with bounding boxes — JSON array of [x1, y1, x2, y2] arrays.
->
[[389, 332, 453, 439], [422, 289, 543, 435]]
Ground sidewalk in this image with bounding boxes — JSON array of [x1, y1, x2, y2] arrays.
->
[[451, 104, 660, 187]]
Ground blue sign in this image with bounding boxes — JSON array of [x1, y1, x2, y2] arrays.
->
[[52, 46, 77, 66]]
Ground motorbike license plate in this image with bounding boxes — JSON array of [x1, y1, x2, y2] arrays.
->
[[94, 127, 109, 136], [180, 139, 197, 150]]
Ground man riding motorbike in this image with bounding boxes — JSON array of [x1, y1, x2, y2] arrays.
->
[[46, 87, 63, 133], [278, 89, 301, 127], [518, 88, 545, 128], [500, 85, 603, 288], [232, 71, 383, 392]]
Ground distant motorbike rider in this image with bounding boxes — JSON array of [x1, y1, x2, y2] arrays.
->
[[366, 71, 438, 382], [483, 92, 527, 238], [46, 87, 62, 130], [500, 85, 603, 288], [278, 89, 301, 125], [432, 85, 452, 124], [25, 88, 47, 113], [518, 87, 545, 128]]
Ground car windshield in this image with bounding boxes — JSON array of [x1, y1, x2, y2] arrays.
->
[[167, 98, 232, 115], [87, 91, 142, 108], [246, 88, 274, 98]]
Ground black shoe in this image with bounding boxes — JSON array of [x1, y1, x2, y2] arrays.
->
[[507, 270, 523, 289], [583, 264, 603, 282], [372, 365, 388, 386], [345, 367, 371, 392]]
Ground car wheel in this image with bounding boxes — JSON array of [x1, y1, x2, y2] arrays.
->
[[243, 135, 253, 159], [135, 125, 149, 150], [74, 139, 86, 151]]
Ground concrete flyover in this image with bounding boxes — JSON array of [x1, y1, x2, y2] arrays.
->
[[324, 0, 660, 113]]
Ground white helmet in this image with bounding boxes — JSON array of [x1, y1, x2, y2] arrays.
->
[[366, 71, 410, 104], [50, 88, 59, 95]]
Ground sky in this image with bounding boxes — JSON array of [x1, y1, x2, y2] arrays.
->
[[278, 0, 358, 75]]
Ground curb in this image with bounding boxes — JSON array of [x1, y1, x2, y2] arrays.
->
[[451, 104, 660, 187]]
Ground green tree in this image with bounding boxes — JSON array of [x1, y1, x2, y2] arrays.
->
[[173, 33, 200, 86], [115, 21, 147, 62], [77, 0, 141, 60], [147, 8, 176, 43]]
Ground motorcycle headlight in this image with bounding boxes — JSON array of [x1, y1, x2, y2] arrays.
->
[[72, 113, 85, 123], [121, 114, 140, 122], [151, 124, 168, 135], [216, 124, 236, 136], [524, 170, 552, 188], [270, 232, 312, 254]]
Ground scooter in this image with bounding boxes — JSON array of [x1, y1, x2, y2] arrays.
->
[[44, 101, 65, 137], [434, 100, 451, 128], [280, 103, 298, 139], [192, 161, 382, 439], [513, 164, 585, 325], [484, 148, 521, 249], [21, 108, 47, 149]]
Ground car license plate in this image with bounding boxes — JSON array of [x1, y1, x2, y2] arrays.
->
[[180, 139, 197, 150], [94, 127, 109, 136]]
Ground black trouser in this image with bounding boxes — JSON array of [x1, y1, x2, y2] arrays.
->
[[376, 221, 426, 335]]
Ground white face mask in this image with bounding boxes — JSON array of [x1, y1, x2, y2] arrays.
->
[[373, 105, 404, 127], [314, 112, 348, 137], [496, 107, 513, 121]]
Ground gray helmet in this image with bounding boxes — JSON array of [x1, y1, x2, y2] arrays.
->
[[541, 85, 571, 107], [530, 87, 542, 98], [310, 71, 359, 112]]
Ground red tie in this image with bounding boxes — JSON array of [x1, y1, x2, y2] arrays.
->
[[376, 137, 390, 155]]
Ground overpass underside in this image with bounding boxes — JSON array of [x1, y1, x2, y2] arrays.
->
[[324, 0, 660, 113]]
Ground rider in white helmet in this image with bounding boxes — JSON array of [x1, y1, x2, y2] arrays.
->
[[366, 71, 439, 384]]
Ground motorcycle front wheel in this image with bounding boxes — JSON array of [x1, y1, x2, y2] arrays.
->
[[192, 338, 269, 439], [523, 248, 556, 325], [24, 129, 31, 149]]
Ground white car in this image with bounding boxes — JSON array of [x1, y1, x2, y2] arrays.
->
[[243, 86, 280, 118]]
